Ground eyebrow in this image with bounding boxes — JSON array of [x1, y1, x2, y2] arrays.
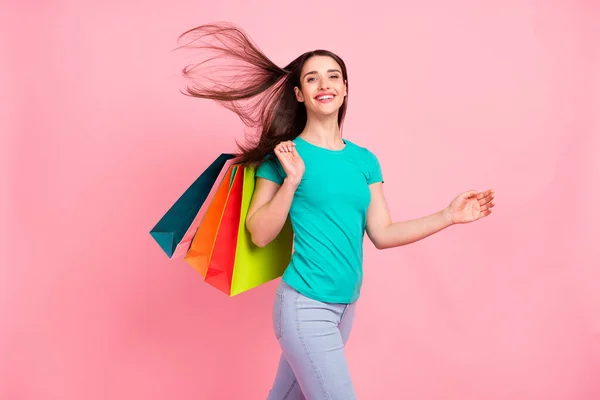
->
[[302, 69, 342, 80]]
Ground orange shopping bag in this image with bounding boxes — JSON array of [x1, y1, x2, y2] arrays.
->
[[184, 165, 237, 278]]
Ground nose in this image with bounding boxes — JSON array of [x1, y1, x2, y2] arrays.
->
[[319, 76, 330, 91]]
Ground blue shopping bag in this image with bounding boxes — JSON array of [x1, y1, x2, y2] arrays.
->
[[150, 153, 237, 257]]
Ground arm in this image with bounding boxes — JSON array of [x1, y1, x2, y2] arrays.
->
[[366, 183, 495, 250], [246, 177, 298, 248], [365, 182, 453, 250], [246, 140, 304, 248]]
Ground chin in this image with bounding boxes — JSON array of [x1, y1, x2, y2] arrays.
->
[[310, 103, 343, 117], [312, 109, 339, 118]]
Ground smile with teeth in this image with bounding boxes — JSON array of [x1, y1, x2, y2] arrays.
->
[[316, 94, 335, 102]]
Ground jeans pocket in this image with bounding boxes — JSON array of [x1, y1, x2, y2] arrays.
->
[[273, 291, 284, 340]]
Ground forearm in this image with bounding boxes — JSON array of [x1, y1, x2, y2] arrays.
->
[[247, 178, 297, 247], [374, 208, 454, 249]]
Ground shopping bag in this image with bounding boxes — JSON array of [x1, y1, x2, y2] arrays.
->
[[203, 164, 294, 296], [171, 157, 237, 258], [231, 164, 293, 295], [184, 165, 239, 277], [203, 165, 245, 294], [149, 153, 236, 258]]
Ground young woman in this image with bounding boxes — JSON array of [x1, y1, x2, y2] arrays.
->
[[179, 22, 495, 400]]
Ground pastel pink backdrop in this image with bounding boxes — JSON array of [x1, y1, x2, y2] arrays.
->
[[2, 1, 599, 399]]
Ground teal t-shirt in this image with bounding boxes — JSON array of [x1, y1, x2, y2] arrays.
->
[[255, 136, 383, 304]]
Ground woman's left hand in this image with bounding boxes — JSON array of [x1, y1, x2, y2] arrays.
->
[[447, 189, 495, 224]]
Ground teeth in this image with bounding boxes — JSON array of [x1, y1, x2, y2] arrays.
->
[[317, 95, 333, 100]]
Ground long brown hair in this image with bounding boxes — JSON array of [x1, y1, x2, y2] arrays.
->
[[176, 22, 349, 166]]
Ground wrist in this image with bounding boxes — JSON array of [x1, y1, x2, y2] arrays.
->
[[283, 177, 301, 190], [441, 207, 454, 227]]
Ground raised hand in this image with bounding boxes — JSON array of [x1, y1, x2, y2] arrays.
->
[[274, 140, 305, 187], [447, 189, 495, 224]]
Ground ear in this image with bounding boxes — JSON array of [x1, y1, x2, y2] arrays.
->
[[294, 86, 305, 102], [344, 80, 348, 97]]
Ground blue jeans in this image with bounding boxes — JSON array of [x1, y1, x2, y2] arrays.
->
[[267, 280, 358, 400]]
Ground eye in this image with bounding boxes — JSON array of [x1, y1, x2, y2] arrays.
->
[[307, 77, 316, 82], [330, 75, 340, 79]]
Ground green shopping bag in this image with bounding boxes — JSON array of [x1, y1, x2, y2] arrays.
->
[[203, 164, 294, 296]]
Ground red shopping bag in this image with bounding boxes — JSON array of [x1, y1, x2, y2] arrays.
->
[[203, 165, 244, 294]]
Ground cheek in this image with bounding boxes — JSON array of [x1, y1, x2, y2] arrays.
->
[[303, 90, 312, 101], [337, 84, 347, 100], [297, 87, 311, 102]]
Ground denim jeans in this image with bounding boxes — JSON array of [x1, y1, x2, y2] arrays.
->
[[266, 280, 358, 400]]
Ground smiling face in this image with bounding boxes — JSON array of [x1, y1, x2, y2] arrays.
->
[[294, 55, 348, 118]]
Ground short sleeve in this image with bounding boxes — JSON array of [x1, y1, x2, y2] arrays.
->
[[367, 150, 384, 184], [256, 157, 285, 185]]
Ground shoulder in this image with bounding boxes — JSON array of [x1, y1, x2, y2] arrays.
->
[[256, 154, 285, 183], [344, 139, 384, 183], [344, 139, 379, 162], [258, 154, 282, 167]]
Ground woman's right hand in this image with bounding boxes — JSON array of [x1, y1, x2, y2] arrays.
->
[[274, 140, 305, 187]]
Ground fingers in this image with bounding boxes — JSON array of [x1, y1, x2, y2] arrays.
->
[[480, 200, 495, 212], [474, 189, 494, 199], [274, 141, 295, 154], [478, 189, 495, 205]]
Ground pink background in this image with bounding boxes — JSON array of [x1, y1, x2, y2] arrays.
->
[[2, 0, 599, 399]]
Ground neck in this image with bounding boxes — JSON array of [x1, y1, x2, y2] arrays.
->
[[299, 113, 344, 148]]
